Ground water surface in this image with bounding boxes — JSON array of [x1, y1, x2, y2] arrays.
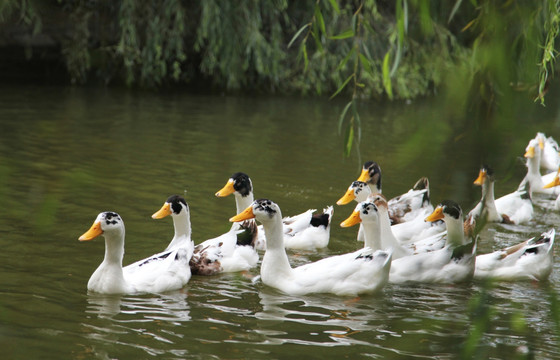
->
[[0, 85, 559, 359]]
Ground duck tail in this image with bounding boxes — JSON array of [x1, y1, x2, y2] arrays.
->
[[310, 205, 334, 229], [413, 177, 431, 205], [236, 219, 259, 247], [525, 228, 555, 255], [516, 178, 533, 201]]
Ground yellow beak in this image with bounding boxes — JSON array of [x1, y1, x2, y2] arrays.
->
[[215, 179, 235, 197], [473, 170, 486, 186], [524, 146, 535, 158], [543, 174, 560, 189], [539, 138, 544, 150], [152, 203, 172, 219], [229, 206, 255, 222], [340, 210, 362, 227], [356, 168, 370, 182], [425, 206, 444, 222], [79, 221, 103, 241], [337, 188, 356, 205]]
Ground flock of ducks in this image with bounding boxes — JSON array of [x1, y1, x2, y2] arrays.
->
[[79, 132, 559, 296]]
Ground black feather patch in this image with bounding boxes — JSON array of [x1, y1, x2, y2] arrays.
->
[[310, 213, 330, 228], [236, 219, 258, 247], [356, 253, 374, 261], [104, 212, 121, 225], [138, 251, 172, 267], [365, 162, 382, 190], [481, 164, 494, 177], [440, 200, 462, 220], [451, 238, 476, 261], [255, 199, 277, 217], [361, 202, 377, 216], [231, 172, 253, 197], [352, 181, 368, 196], [167, 195, 188, 215]]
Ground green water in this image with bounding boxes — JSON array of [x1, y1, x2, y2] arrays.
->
[[0, 85, 559, 359]]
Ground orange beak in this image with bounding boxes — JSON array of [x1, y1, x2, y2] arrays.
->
[[340, 210, 362, 227], [337, 188, 356, 205], [473, 169, 486, 186], [230, 206, 255, 222], [215, 179, 236, 197], [356, 168, 370, 182], [425, 206, 444, 222], [543, 174, 560, 189], [152, 203, 172, 219], [79, 221, 103, 241]]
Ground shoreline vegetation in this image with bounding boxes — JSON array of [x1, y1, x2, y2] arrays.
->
[[0, 1, 557, 100]]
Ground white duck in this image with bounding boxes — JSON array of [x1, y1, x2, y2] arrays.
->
[[389, 201, 477, 284], [467, 165, 533, 225], [230, 199, 391, 296], [521, 138, 558, 196], [474, 229, 555, 281], [535, 132, 560, 172], [216, 172, 333, 250], [341, 180, 445, 244], [337, 161, 432, 225], [79, 211, 192, 294], [340, 198, 412, 259], [543, 168, 560, 210], [153, 195, 259, 276]]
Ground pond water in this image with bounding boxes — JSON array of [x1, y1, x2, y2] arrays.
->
[[0, 84, 559, 359]]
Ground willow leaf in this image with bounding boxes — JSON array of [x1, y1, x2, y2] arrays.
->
[[448, 0, 464, 24], [390, 39, 402, 77], [311, 30, 324, 52], [328, 0, 340, 14], [382, 51, 393, 99], [359, 53, 373, 76], [330, 28, 354, 40], [352, 101, 361, 144], [315, 5, 326, 37], [396, 0, 405, 45], [344, 122, 354, 157], [338, 100, 353, 134], [288, 23, 310, 48], [462, 18, 476, 32], [336, 47, 355, 72], [302, 43, 309, 72], [330, 74, 353, 99], [344, 121, 354, 157]]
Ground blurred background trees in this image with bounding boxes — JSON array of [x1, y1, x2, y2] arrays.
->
[[1, 1, 557, 100]]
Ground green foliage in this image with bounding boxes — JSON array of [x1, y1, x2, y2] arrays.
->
[[115, 0, 188, 87], [538, 0, 560, 103], [0, 0, 42, 34], [0, 0, 558, 105], [195, 0, 290, 91], [62, 5, 90, 84]]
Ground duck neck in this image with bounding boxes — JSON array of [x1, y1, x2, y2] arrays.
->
[[526, 154, 541, 179], [234, 192, 255, 214], [445, 217, 466, 247], [376, 207, 398, 250], [103, 227, 126, 265], [361, 221, 382, 251], [368, 183, 382, 195], [88, 227, 128, 293], [481, 181, 500, 220], [261, 213, 293, 277], [166, 210, 192, 250]]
